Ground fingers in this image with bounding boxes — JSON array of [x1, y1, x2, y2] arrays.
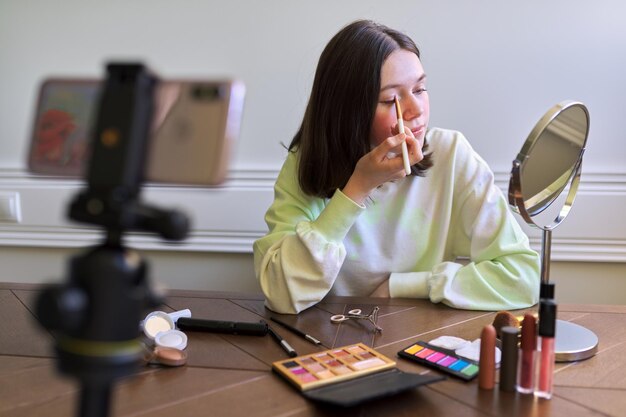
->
[[376, 132, 406, 156]]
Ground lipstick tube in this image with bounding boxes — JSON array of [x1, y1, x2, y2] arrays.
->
[[517, 313, 537, 394], [500, 326, 520, 392], [535, 299, 557, 399], [478, 324, 496, 390]]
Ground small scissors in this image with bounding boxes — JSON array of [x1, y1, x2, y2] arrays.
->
[[330, 306, 383, 332]]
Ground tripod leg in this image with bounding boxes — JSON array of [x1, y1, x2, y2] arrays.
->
[[79, 382, 112, 417]]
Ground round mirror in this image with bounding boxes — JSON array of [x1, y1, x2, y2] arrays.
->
[[509, 101, 589, 227], [508, 100, 597, 362]]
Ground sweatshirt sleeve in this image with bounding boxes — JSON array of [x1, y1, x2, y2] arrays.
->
[[253, 152, 364, 314], [389, 133, 540, 310]]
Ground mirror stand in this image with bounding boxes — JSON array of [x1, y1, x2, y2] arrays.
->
[[509, 101, 598, 363]]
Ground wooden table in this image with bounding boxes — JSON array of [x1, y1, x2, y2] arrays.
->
[[1, 282, 625, 417]]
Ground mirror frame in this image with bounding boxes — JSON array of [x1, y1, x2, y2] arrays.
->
[[508, 101, 589, 231]]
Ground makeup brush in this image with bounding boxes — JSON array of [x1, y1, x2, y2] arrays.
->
[[394, 96, 411, 175], [492, 311, 520, 339]]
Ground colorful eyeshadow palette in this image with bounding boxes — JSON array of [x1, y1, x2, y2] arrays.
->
[[398, 341, 479, 381], [273, 343, 445, 407]]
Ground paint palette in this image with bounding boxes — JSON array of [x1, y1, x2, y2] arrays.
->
[[398, 341, 480, 381], [273, 343, 445, 407]]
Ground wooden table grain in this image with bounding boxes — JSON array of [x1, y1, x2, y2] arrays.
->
[[1, 282, 624, 417]]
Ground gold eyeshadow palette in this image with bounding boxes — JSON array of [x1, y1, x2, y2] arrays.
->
[[272, 343, 445, 407], [398, 341, 480, 381]]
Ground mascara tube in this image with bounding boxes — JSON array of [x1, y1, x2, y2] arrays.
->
[[177, 317, 268, 336]]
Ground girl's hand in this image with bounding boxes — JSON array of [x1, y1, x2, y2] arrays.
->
[[342, 128, 423, 204]]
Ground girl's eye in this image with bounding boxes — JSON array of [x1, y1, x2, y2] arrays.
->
[[413, 88, 427, 95]]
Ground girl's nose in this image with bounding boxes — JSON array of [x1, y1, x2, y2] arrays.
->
[[401, 94, 423, 121]]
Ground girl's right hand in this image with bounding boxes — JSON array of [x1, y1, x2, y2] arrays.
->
[[342, 130, 421, 205]]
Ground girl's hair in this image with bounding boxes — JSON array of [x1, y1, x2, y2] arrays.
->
[[289, 19, 433, 199]]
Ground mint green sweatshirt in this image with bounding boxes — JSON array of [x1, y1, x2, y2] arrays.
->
[[254, 128, 540, 314]]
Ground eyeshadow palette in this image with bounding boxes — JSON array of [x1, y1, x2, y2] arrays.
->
[[273, 343, 445, 407], [273, 343, 395, 391], [398, 341, 480, 381]]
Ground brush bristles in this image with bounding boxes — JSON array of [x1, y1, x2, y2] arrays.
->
[[394, 96, 402, 119], [492, 311, 520, 339]]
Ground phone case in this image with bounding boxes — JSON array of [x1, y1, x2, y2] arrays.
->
[[27, 78, 245, 186]]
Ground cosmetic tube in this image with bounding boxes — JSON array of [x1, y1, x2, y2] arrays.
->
[[478, 324, 496, 390], [536, 299, 557, 399], [500, 326, 519, 392], [517, 314, 537, 394]]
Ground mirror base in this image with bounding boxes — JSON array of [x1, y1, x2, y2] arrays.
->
[[555, 319, 599, 362]]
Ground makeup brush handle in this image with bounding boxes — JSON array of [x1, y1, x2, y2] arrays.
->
[[401, 141, 411, 175], [177, 317, 268, 336]]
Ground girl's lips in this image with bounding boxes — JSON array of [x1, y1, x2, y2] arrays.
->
[[411, 125, 425, 136]]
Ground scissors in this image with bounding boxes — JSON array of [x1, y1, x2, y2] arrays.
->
[[330, 306, 383, 332]]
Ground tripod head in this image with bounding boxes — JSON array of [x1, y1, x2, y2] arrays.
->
[[35, 63, 189, 417]]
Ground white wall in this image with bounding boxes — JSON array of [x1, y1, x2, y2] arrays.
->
[[1, 1, 625, 303]]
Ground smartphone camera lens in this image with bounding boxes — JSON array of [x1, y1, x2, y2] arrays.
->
[[192, 85, 222, 101]]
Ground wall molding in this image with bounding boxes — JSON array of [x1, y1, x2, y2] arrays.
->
[[1, 167, 625, 261]]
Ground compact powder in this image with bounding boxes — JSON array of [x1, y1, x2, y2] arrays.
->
[[154, 347, 187, 367], [160, 332, 184, 346], [144, 315, 173, 338], [154, 329, 188, 350]]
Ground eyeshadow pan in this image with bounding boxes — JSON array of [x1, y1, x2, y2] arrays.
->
[[405, 344, 423, 355], [449, 360, 469, 372], [461, 364, 479, 376], [416, 348, 434, 359], [298, 372, 318, 383], [332, 349, 349, 357], [437, 356, 457, 367], [315, 354, 332, 362], [315, 369, 335, 379], [291, 366, 306, 375], [426, 352, 446, 363], [352, 357, 386, 370], [347, 346, 367, 355], [331, 365, 352, 375], [341, 355, 358, 364], [300, 357, 315, 365], [283, 361, 298, 368], [307, 363, 325, 373]]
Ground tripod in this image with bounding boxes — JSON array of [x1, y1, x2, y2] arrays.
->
[[36, 63, 189, 417]]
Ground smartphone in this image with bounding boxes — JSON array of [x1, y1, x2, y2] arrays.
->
[[27, 77, 245, 185]]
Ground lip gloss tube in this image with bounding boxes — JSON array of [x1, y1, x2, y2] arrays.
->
[[517, 313, 537, 394], [479, 324, 496, 390], [536, 299, 557, 399]]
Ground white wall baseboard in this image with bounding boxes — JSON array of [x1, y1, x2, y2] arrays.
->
[[1, 168, 625, 262]]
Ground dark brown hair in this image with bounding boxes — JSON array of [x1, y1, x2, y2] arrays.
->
[[289, 20, 433, 198]]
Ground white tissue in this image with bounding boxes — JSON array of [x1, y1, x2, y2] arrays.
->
[[429, 336, 501, 365], [428, 336, 471, 351], [455, 338, 501, 365]]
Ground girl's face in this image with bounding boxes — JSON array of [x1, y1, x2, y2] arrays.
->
[[370, 49, 430, 147]]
